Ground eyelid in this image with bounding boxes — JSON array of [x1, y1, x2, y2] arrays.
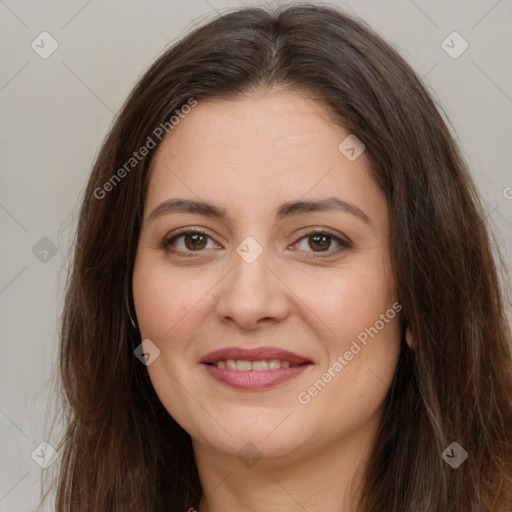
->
[[161, 227, 217, 256], [161, 227, 352, 258], [289, 228, 352, 259]]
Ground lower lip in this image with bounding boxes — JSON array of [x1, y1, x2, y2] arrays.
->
[[202, 363, 311, 391]]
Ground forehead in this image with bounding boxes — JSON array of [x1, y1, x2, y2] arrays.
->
[[145, 91, 384, 225], [154, 91, 346, 165]]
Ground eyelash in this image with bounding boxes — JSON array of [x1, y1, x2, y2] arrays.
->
[[161, 228, 352, 259]]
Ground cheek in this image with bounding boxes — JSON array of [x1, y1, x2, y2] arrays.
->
[[292, 261, 397, 346], [291, 257, 401, 407], [294, 268, 401, 434], [133, 258, 207, 343], [319, 267, 401, 392], [132, 257, 206, 430]]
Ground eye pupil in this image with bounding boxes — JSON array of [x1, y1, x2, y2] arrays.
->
[[185, 233, 207, 250], [309, 234, 330, 251]]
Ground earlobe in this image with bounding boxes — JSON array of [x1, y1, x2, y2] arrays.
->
[[405, 326, 415, 350]]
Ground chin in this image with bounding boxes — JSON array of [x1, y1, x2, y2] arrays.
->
[[191, 414, 313, 462]]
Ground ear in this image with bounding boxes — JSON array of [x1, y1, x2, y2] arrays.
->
[[405, 326, 415, 350]]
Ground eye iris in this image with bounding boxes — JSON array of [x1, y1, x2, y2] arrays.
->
[[185, 233, 207, 250], [309, 234, 330, 251]]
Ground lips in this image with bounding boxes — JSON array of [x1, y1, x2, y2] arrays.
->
[[200, 346, 312, 365], [199, 346, 313, 391]]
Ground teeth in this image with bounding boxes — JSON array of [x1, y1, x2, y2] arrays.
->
[[268, 359, 280, 370], [226, 360, 237, 370], [215, 359, 300, 370], [236, 360, 252, 371], [251, 360, 268, 371]]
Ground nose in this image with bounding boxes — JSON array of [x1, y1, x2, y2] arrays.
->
[[215, 243, 290, 330]]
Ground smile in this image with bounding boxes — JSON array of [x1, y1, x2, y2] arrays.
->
[[211, 359, 300, 370], [200, 345, 313, 390]]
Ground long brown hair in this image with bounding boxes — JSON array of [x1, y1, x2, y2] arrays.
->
[[40, 3, 512, 511]]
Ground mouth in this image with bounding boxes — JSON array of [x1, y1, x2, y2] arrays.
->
[[200, 346, 313, 391], [200, 346, 312, 365], [205, 359, 304, 370]]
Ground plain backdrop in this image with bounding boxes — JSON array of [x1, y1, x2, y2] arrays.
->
[[0, 0, 511, 510]]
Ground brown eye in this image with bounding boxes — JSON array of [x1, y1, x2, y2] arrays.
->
[[182, 232, 208, 251], [307, 233, 331, 252], [293, 230, 352, 258], [162, 229, 216, 254], [162, 228, 351, 259]]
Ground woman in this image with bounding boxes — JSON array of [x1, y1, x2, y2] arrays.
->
[[41, 3, 512, 511]]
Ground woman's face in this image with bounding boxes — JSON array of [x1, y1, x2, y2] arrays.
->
[[133, 90, 401, 463]]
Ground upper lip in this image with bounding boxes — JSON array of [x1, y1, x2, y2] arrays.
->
[[200, 346, 312, 365]]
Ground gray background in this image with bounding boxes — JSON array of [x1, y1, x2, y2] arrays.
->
[[1, 0, 511, 510]]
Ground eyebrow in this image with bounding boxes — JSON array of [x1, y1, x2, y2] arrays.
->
[[146, 197, 372, 226]]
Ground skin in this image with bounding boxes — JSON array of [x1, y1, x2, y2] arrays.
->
[[132, 89, 402, 512]]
